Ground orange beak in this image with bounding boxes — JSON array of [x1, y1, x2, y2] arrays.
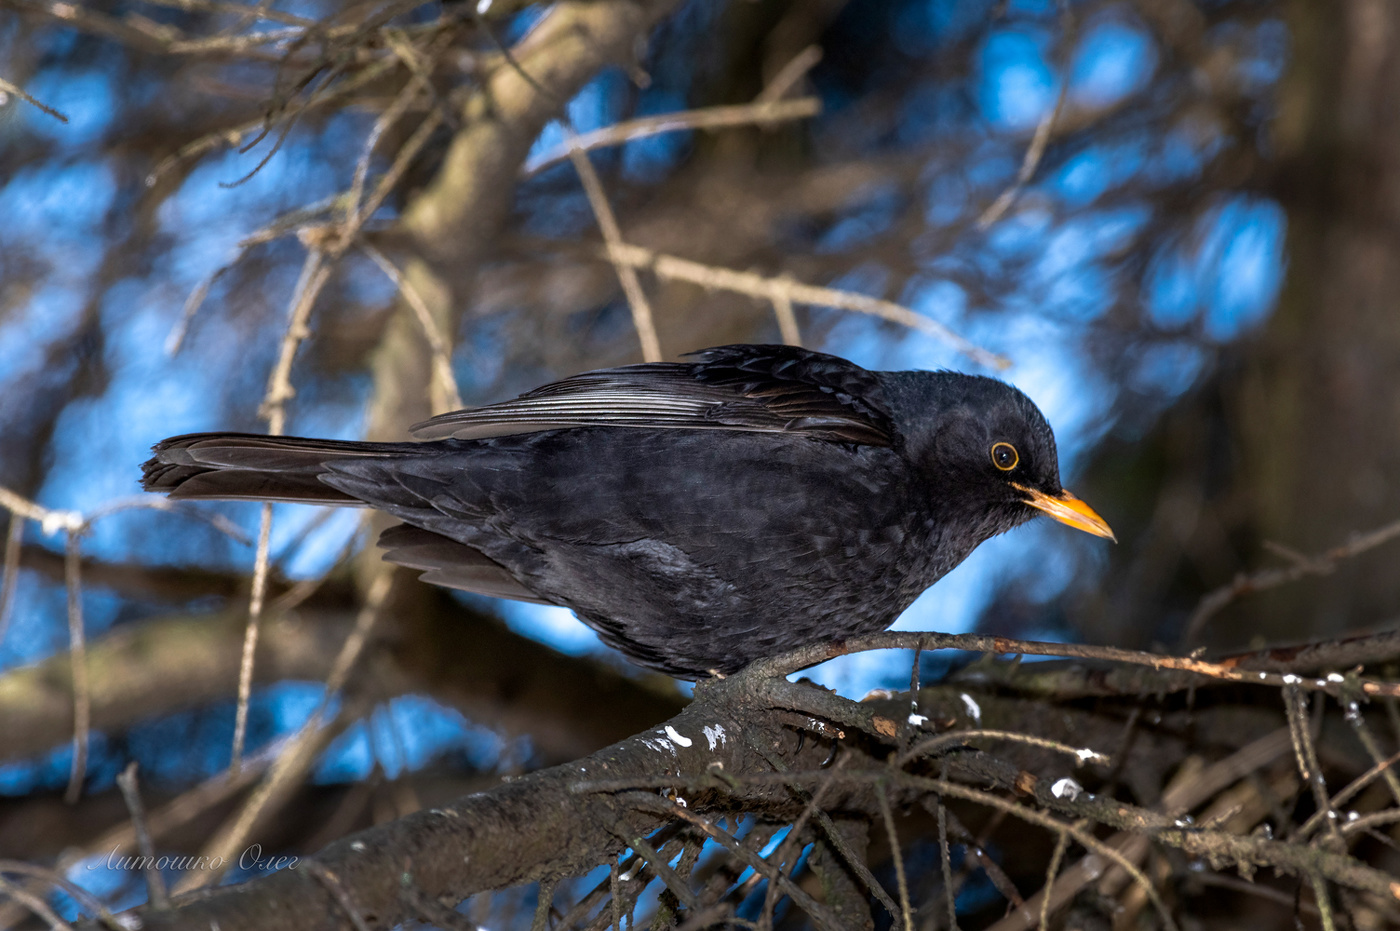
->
[[1012, 484, 1116, 542]]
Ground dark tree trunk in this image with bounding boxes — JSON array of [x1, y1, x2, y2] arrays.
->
[[1218, 0, 1400, 642]]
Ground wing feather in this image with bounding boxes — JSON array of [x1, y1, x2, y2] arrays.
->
[[410, 345, 893, 445]]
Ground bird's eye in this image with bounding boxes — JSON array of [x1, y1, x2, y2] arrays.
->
[[991, 442, 1019, 471]]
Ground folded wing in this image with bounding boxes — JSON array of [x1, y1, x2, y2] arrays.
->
[[409, 344, 895, 446]]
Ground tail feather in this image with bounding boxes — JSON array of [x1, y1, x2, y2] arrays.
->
[[141, 432, 416, 503]]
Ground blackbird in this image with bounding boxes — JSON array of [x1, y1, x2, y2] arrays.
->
[[142, 344, 1112, 678]]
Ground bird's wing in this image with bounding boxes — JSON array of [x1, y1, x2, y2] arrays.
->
[[410, 344, 894, 445]]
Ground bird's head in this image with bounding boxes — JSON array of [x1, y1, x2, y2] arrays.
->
[[890, 372, 1115, 542]]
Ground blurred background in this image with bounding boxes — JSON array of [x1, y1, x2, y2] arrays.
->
[[0, 0, 1396, 923]]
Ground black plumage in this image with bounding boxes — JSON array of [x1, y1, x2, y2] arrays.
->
[[142, 345, 1112, 678]]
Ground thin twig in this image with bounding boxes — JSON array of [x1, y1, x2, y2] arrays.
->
[[568, 143, 663, 362], [1344, 704, 1400, 807], [62, 528, 89, 805], [136, 0, 316, 27], [916, 777, 1180, 931], [341, 108, 444, 240], [741, 629, 1400, 699], [1038, 829, 1071, 931], [1284, 685, 1342, 845], [0, 860, 121, 929], [0, 874, 74, 931], [1300, 748, 1400, 839], [182, 569, 392, 891], [1310, 871, 1338, 931], [755, 46, 823, 104], [877, 781, 915, 931], [658, 803, 847, 931], [346, 68, 429, 229], [603, 244, 1009, 370], [0, 514, 23, 648], [936, 788, 959, 931], [898, 728, 1109, 768], [0, 77, 70, 122], [231, 246, 332, 775], [115, 762, 169, 908], [307, 862, 373, 931], [526, 98, 820, 175], [1184, 515, 1400, 644], [361, 243, 463, 413], [976, 0, 1074, 229], [770, 288, 801, 347], [628, 836, 701, 912], [230, 502, 273, 777]]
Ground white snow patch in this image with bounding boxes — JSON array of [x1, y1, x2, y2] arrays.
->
[[1051, 777, 1082, 801], [664, 725, 693, 747], [959, 692, 982, 723], [703, 724, 727, 749], [907, 713, 929, 727]]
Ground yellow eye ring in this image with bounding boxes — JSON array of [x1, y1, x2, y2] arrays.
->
[[991, 442, 1019, 471]]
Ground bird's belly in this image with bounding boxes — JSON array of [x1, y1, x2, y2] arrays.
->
[[524, 514, 930, 678], [412, 429, 932, 677]]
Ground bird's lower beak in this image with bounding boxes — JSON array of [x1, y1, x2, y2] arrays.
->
[[1012, 484, 1116, 541]]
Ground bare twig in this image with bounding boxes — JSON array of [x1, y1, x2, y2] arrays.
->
[[306, 862, 373, 931], [0, 860, 121, 928], [1284, 686, 1342, 845], [179, 569, 391, 891], [1184, 516, 1400, 645], [755, 46, 823, 104], [0, 874, 74, 931], [1300, 748, 1400, 839], [115, 762, 169, 908], [627, 836, 701, 912], [976, 0, 1075, 229], [526, 98, 820, 175], [527, 42, 821, 174], [347, 67, 430, 228], [230, 501, 273, 777], [1038, 829, 1071, 931], [0, 514, 23, 648], [876, 782, 915, 931], [135, 0, 317, 28], [361, 243, 464, 413], [340, 104, 444, 238], [770, 288, 801, 347], [744, 629, 1400, 699], [899, 728, 1109, 768], [659, 804, 846, 931], [915, 776, 1180, 931], [936, 791, 959, 931], [231, 246, 333, 775], [62, 528, 89, 805], [569, 142, 663, 362], [604, 244, 1009, 370], [0, 76, 70, 122], [1310, 870, 1338, 931], [1344, 705, 1400, 807]]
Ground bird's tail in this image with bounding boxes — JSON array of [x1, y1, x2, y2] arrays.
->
[[141, 433, 421, 504]]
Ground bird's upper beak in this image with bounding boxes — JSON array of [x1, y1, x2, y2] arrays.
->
[[1012, 484, 1116, 541]]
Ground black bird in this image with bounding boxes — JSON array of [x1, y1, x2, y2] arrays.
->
[[142, 345, 1113, 678]]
